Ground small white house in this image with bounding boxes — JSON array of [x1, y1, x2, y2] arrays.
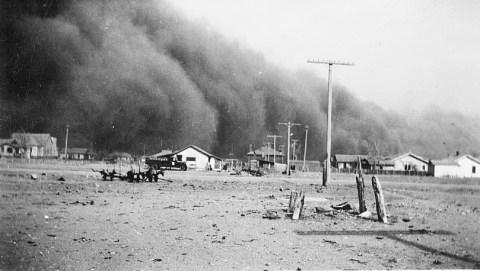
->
[[383, 153, 429, 172], [429, 155, 480, 178], [0, 139, 21, 157], [59, 148, 95, 160], [175, 145, 223, 171]]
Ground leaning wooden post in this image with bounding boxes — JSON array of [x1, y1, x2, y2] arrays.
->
[[372, 175, 388, 223], [292, 190, 305, 220], [288, 191, 297, 214], [356, 157, 367, 213]]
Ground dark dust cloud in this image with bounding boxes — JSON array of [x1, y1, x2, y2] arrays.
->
[[1, 0, 479, 159]]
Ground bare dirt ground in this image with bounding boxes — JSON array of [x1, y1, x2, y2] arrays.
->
[[1, 162, 480, 270]]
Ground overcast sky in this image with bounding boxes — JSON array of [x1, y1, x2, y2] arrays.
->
[[169, 0, 480, 116]]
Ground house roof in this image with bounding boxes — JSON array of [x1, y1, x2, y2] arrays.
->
[[390, 152, 429, 164], [150, 150, 174, 158], [175, 145, 223, 160], [463, 155, 480, 165], [430, 160, 459, 166], [247, 146, 283, 156], [0, 138, 18, 146], [431, 155, 480, 166], [11, 133, 54, 147], [334, 154, 369, 163]]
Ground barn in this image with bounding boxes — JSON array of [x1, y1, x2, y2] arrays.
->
[[174, 145, 223, 171], [429, 155, 480, 178]]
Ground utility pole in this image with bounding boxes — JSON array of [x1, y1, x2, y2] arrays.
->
[[307, 59, 354, 186], [291, 139, 299, 161], [278, 122, 301, 175], [267, 135, 282, 163], [303, 125, 309, 171], [280, 145, 285, 164], [266, 142, 271, 162], [64, 125, 69, 162]]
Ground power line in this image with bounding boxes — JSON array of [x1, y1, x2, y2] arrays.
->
[[307, 59, 354, 186]]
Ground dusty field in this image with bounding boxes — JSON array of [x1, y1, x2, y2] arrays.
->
[[1, 163, 480, 270]]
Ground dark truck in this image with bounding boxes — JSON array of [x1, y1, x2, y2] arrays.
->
[[145, 155, 187, 171]]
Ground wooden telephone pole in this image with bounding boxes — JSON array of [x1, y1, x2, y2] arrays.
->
[[278, 122, 301, 175], [307, 59, 354, 186], [64, 125, 69, 162], [267, 135, 282, 163], [291, 139, 299, 161]]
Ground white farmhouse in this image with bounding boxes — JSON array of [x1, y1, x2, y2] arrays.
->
[[383, 153, 429, 172], [174, 145, 223, 171], [429, 155, 480, 178]]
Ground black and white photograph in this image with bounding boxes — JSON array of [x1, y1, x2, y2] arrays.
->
[[1, 0, 479, 270]]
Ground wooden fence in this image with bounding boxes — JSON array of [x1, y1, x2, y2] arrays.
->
[[332, 167, 429, 176]]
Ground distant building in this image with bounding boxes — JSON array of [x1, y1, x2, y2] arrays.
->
[[59, 148, 95, 160], [247, 146, 284, 163], [105, 152, 133, 163], [223, 158, 242, 171], [0, 139, 21, 157], [11, 133, 58, 158], [153, 145, 223, 171], [429, 155, 480, 178], [381, 153, 429, 172], [176, 145, 223, 171], [333, 154, 370, 170]]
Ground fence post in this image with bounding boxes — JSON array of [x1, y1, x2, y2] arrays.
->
[[372, 175, 388, 223], [356, 157, 367, 213], [291, 190, 305, 220], [288, 191, 296, 214]]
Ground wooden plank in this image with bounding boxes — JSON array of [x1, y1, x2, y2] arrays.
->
[[356, 175, 367, 213], [372, 175, 388, 223], [292, 190, 305, 220], [288, 191, 296, 214], [356, 157, 367, 213]]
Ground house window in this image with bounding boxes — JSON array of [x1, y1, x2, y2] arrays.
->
[[7, 147, 13, 153], [186, 157, 196, 162], [473, 166, 476, 174]]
